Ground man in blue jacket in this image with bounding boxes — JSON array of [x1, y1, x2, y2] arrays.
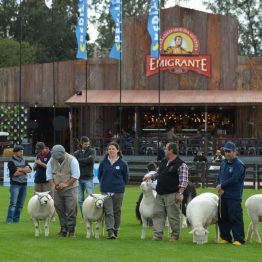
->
[[216, 141, 245, 246]]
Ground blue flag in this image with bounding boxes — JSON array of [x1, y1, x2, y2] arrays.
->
[[109, 0, 122, 60], [147, 0, 159, 58], [76, 0, 87, 60]]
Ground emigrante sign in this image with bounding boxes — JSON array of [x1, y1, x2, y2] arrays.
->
[[146, 27, 211, 77]]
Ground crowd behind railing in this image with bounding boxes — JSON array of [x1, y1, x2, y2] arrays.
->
[[77, 136, 262, 157]]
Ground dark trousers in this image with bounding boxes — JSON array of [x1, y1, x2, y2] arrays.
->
[[218, 198, 245, 243], [54, 187, 77, 233]]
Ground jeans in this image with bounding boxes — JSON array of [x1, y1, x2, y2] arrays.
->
[[78, 179, 94, 215], [6, 184, 27, 223]]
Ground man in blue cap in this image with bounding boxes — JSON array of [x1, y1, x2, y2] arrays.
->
[[216, 141, 245, 246]]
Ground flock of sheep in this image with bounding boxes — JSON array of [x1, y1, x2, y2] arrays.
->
[[27, 183, 262, 244]]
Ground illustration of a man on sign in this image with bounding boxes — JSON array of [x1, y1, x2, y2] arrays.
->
[[164, 35, 191, 54]]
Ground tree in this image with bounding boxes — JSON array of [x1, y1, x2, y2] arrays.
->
[[203, 0, 262, 56], [15, 0, 79, 63], [0, 38, 37, 67], [0, 0, 18, 38], [90, 0, 168, 55]]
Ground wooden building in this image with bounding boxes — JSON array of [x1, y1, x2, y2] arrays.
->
[[0, 6, 262, 152]]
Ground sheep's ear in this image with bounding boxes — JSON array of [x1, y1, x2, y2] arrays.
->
[[35, 192, 40, 196], [47, 191, 51, 195], [189, 229, 195, 234]]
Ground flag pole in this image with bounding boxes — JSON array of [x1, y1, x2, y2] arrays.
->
[[119, 0, 122, 140], [18, 0, 22, 145], [157, 0, 161, 160], [51, 4, 56, 145]]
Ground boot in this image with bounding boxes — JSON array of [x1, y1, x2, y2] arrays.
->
[[107, 229, 116, 240]]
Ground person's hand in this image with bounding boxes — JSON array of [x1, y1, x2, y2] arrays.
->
[[216, 184, 224, 195], [176, 193, 184, 203], [55, 182, 68, 190], [35, 159, 42, 165]]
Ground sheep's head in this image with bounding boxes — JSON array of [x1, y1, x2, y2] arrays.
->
[[90, 194, 109, 209], [190, 227, 209, 245], [36, 191, 52, 206], [140, 181, 154, 192]]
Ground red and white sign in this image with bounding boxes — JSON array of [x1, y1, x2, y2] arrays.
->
[[146, 27, 211, 77]]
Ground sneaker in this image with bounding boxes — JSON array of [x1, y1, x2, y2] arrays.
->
[[107, 229, 116, 240], [152, 236, 162, 241], [218, 239, 230, 244], [232, 241, 242, 246]]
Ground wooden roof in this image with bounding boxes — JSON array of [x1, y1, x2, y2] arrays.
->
[[66, 90, 262, 105]]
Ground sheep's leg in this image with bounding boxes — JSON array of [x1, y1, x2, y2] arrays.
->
[[100, 215, 105, 237], [215, 223, 219, 243], [252, 221, 262, 243], [247, 222, 253, 242], [182, 215, 187, 228], [95, 221, 100, 239], [32, 218, 40, 237], [205, 227, 209, 243], [44, 217, 50, 237], [85, 219, 92, 239], [141, 216, 147, 240]]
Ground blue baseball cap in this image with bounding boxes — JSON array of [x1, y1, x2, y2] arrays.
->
[[222, 141, 236, 151]]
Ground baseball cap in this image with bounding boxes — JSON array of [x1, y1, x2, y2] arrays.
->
[[51, 144, 66, 160], [13, 145, 24, 152], [222, 141, 236, 152]]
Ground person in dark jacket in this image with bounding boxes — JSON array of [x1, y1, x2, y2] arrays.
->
[[144, 142, 188, 241], [6, 145, 32, 223], [216, 141, 246, 246], [98, 141, 129, 240], [73, 136, 96, 216], [33, 142, 51, 192]]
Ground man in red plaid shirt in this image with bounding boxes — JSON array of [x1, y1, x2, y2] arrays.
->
[[144, 142, 188, 241]]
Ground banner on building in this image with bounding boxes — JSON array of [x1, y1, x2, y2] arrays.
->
[[76, 0, 88, 60], [147, 0, 159, 58], [109, 0, 122, 60]]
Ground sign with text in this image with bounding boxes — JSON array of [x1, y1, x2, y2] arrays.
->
[[146, 27, 211, 77]]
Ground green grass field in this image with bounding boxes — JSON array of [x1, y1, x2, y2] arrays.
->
[[0, 186, 261, 262]]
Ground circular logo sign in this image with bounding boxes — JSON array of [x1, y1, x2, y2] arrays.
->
[[160, 27, 200, 55]]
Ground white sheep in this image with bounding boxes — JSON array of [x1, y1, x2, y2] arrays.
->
[[27, 192, 55, 237], [139, 181, 157, 239], [186, 192, 219, 244], [82, 194, 109, 239], [245, 194, 262, 243]]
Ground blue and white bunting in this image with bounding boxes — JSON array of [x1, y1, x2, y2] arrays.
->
[[76, 0, 88, 60], [109, 0, 122, 60], [147, 0, 159, 58]]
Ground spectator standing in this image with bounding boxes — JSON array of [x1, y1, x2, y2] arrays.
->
[[73, 136, 96, 216], [6, 145, 32, 224], [33, 142, 51, 192]]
